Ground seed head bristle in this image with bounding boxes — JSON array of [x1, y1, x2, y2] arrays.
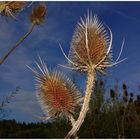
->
[[29, 58, 81, 119], [68, 11, 112, 72]]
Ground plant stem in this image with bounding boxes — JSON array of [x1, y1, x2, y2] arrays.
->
[[65, 68, 95, 139], [68, 115, 78, 139], [0, 23, 35, 65]]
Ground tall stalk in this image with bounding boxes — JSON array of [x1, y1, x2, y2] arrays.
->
[[65, 68, 95, 138], [62, 11, 125, 138], [0, 23, 35, 65], [0, 3, 47, 65]]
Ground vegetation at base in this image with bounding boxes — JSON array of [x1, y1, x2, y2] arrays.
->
[[0, 81, 140, 138]]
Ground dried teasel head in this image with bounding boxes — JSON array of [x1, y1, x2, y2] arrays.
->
[[30, 3, 46, 25], [27, 57, 81, 120], [69, 12, 112, 72], [0, 1, 27, 19], [60, 11, 126, 74]]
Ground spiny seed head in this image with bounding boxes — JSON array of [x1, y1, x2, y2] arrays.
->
[[29, 58, 81, 119], [30, 3, 46, 25], [0, 1, 27, 18], [68, 11, 112, 73]]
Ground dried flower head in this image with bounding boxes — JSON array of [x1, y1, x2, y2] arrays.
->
[[0, 1, 27, 19], [60, 11, 126, 74], [30, 3, 46, 25], [67, 11, 112, 73], [28, 57, 81, 119]]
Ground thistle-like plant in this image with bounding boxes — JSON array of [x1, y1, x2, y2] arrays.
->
[[27, 57, 82, 129], [0, 3, 46, 65], [59, 11, 126, 138]]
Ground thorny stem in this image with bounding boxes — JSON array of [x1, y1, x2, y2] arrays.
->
[[0, 23, 35, 65], [65, 68, 95, 139]]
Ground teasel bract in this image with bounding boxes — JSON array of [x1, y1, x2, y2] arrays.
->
[[27, 57, 82, 123], [0, 1, 27, 19], [60, 11, 126, 138]]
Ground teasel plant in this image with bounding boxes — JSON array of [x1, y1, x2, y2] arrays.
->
[[0, 3, 46, 65], [27, 56, 82, 138], [59, 11, 127, 138]]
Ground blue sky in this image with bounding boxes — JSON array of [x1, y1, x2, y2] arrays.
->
[[0, 1, 140, 122]]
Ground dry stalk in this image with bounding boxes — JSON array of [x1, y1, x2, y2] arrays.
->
[[0, 3, 46, 65], [65, 68, 95, 138], [0, 23, 35, 65]]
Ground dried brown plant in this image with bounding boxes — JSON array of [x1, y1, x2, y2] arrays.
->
[[59, 11, 126, 138], [0, 3, 47, 65], [30, 3, 46, 25], [27, 57, 82, 125]]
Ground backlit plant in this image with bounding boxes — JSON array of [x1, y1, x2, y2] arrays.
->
[[0, 2, 46, 65], [60, 11, 126, 138], [27, 57, 82, 132]]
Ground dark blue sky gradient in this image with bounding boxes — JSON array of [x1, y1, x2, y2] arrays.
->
[[0, 1, 140, 122]]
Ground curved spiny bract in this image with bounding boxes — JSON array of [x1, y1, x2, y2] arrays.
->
[[68, 12, 113, 73], [31, 59, 81, 120]]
